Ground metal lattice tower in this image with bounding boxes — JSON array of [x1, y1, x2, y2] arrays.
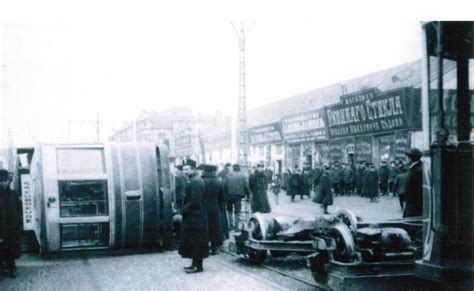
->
[[232, 22, 253, 166]]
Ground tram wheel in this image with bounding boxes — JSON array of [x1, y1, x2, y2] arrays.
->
[[270, 250, 290, 257], [246, 248, 267, 264]]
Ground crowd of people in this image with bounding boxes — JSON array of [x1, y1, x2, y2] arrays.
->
[[173, 160, 272, 274]]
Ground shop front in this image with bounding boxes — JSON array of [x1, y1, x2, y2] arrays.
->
[[248, 122, 284, 174], [325, 87, 421, 166], [281, 109, 328, 169]]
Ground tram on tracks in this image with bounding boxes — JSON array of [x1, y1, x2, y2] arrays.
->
[[229, 21, 473, 290], [13, 142, 174, 253]]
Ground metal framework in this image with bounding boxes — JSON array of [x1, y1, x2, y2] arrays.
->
[[232, 22, 253, 166]]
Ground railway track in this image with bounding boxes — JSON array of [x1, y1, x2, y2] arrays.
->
[[220, 248, 330, 290]]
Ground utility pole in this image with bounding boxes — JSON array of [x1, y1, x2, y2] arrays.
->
[[231, 21, 253, 167]]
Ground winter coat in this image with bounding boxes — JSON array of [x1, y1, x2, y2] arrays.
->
[[342, 166, 355, 184], [301, 169, 312, 196], [0, 188, 21, 258], [362, 169, 379, 198], [288, 172, 302, 196], [313, 171, 333, 206], [388, 166, 400, 183], [264, 169, 273, 184], [174, 172, 188, 211], [354, 166, 365, 192], [249, 171, 271, 213], [202, 172, 225, 245], [330, 166, 343, 184], [281, 171, 291, 190], [224, 171, 249, 198], [392, 172, 408, 195], [403, 161, 423, 217], [379, 165, 389, 184], [312, 167, 322, 187], [179, 175, 209, 259]]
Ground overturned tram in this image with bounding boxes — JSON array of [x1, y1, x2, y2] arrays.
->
[[14, 143, 173, 253]]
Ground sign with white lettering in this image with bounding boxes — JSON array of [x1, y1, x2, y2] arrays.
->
[[174, 130, 193, 157], [281, 109, 328, 142], [21, 174, 35, 230], [340, 88, 380, 105], [249, 123, 283, 145], [325, 88, 412, 138]]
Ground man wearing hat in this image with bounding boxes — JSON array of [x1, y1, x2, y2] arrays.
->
[[0, 169, 20, 278], [179, 160, 209, 273], [403, 148, 424, 218], [248, 163, 271, 213], [313, 164, 333, 214], [200, 164, 225, 255]]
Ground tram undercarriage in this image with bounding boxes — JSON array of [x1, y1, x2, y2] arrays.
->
[[229, 210, 426, 289]]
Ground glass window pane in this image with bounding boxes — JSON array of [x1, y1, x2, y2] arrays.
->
[[57, 149, 105, 174], [59, 180, 108, 217]]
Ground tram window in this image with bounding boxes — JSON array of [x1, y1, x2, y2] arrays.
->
[[59, 180, 108, 217], [60, 223, 109, 249], [57, 149, 106, 174]]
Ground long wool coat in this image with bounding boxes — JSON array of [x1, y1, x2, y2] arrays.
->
[[249, 171, 271, 213], [403, 161, 423, 217], [0, 188, 21, 258], [179, 175, 209, 259], [313, 171, 333, 206], [201, 172, 225, 245], [362, 169, 379, 198]]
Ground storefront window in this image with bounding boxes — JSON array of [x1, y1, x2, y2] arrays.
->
[[59, 180, 108, 217], [61, 223, 109, 249], [57, 149, 106, 174]]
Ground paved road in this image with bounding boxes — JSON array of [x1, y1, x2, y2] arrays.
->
[[0, 191, 402, 290], [0, 250, 317, 291]]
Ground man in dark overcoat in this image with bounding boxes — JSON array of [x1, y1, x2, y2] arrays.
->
[[179, 160, 209, 273], [342, 163, 354, 196], [174, 165, 188, 213], [224, 164, 249, 231], [301, 163, 312, 198], [0, 169, 21, 278], [378, 160, 390, 195], [248, 163, 271, 213], [289, 166, 303, 202], [313, 164, 333, 214], [362, 163, 379, 202], [200, 164, 225, 255], [354, 162, 365, 196], [312, 165, 322, 192], [403, 148, 424, 218], [388, 161, 400, 196]]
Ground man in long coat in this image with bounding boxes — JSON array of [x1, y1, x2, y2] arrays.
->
[[378, 160, 390, 196], [362, 163, 379, 202], [179, 160, 209, 273], [342, 163, 354, 196], [313, 165, 333, 214], [249, 163, 271, 213], [301, 163, 312, 198], [0, 169, 21, 278], [201, 164, 225, 255], [403, 148, 424, 218]]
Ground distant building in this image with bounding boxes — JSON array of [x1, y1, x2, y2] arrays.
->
[[109, 107, 232, 163], [246, 60, 423, 175]]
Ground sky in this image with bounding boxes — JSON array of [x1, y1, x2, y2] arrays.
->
[[0, 0, 471, 147]]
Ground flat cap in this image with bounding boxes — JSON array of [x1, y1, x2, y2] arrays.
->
[[405, 148, 422, 158]]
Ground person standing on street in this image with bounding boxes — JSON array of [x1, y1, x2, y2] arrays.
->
[[263, 166, 273, 191], [289, 166, 303, 202], [362, 163, 379, 202], [392, 164, 408, 211], [301, 163, 312, 198], [342, 163, 354, 196], [174, 165, 188, 214], [249, 163, 271, 213], [403, 148, 424, 218], [223, 164, 249, 231], [179, 160, 209, 273], [200, 164, 225, 256], [218, 163, 231, 181], [388, 161, 400, 196], [378, 160, 390, 196], [0, 169, 20, 278], [313, 164, 333, 214], [312, 164, 322, 192]]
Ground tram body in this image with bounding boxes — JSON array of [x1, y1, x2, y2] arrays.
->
[[20, 142, 173, 253]]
